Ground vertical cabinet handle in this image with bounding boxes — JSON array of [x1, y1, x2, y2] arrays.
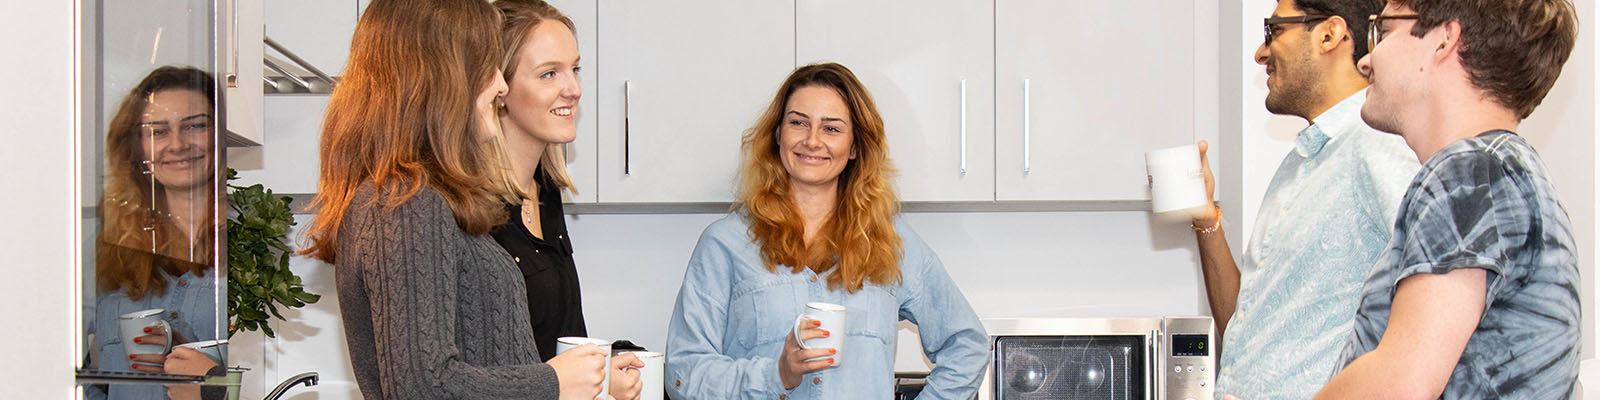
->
[[959, 78, 967, 175], [1023, 78, 1031, 174], [624, 80, 632, 176], [226, 0, 240, 87]]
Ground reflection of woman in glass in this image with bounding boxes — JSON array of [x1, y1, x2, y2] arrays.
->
[[90, 65, 220, 399]]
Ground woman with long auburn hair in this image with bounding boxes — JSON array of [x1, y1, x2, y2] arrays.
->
[[88, 65, 224, 400], [303, 0, 607, 398], [664, 63, 989, 399]]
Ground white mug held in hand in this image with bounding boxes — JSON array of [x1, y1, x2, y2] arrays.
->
[[791, 302, 847, 366], [556, 337, 611, 399], [176, 339, 228, 365], [119, 308, 172, 367], [1145, 144, 1209, 213], [621, 351, 664, 400]]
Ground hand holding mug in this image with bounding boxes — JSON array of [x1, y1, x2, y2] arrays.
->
[[550, 343, 608, 400], [127, 323, 171, 373], [779, 317, 836, 390], [1193, 140, 1220, 224], [607, 352, 644, 400], [163, 347, 220, 400]]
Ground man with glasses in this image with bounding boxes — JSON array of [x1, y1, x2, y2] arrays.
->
[[1188, 0, 1417, 398], [1309, 0, 1581, 397]]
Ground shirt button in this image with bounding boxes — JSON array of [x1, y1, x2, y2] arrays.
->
[[809, 276, 817, 282], [169, 311, 179, 319], [812, 377, 820, 384], [558, 235, 565, 239], [779, 395, 786, 400], [514, 257, 521, 263], [535, 249, 541, 254], [177, 280, 187, 287], [674, 379, 681, 387]]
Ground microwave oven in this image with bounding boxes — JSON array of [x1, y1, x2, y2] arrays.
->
[[977, 317, 1215, 400]]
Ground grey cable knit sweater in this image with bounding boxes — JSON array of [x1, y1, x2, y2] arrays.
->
[[336, 184, 559, 399]]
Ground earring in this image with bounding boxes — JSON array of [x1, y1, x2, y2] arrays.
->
[[494, 95, 506, 110]]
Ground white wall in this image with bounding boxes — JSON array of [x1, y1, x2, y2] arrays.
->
[[0, 1, 81, 398]]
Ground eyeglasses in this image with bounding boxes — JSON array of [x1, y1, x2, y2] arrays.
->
[[1263, 14, 1331, 44], [1367, 14, 1420, 51]]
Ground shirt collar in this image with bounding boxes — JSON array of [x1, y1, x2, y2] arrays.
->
[[1295, 89, 1367, 158]]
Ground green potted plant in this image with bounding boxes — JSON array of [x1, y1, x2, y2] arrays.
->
[[226, 168, 321, 338]]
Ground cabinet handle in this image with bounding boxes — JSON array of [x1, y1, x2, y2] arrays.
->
[[959, 78, 967, 175], [226, 0, 239, 87], [624, 80, 632, 176], [1023, 78, 1031, 175]]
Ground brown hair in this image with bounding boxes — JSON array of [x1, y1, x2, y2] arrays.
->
[[494, 0, 578, 195], [303, 0, 508, 263], [738, 63, 901, 294], [97, 66, 218, 300], [1393, 0, 1578, 118]]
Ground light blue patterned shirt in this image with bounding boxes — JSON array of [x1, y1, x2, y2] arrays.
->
[[665, 213, 989, 399], [1215, 90, 1419, 399]]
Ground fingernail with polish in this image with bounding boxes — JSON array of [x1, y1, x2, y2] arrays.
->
[[133, 338, 142, 344], [828, 359, 835, 365], [812, 320, 821, 327], [829, 349, 837, 355], [821, 330, 830, 337], [128, 355, 136, 360], [143, 327, 152, 333]]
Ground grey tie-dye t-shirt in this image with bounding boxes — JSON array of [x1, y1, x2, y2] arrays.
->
[[1333, 130, 1580, 398]]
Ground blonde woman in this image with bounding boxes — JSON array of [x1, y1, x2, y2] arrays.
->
[[304, 0, 606, 398], [664, 63, 989, 399]]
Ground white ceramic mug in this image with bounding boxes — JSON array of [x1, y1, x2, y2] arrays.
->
[[177, 339, 228, 365], [622, 351, 664, 400], [555, 337, 611, 399], [1145, 144, 1209, 213], [791, 302, 847, 366], [119, 308, 172, 367]]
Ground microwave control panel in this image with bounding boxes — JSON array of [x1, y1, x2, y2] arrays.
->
[[1164, 317, 1216, 400]]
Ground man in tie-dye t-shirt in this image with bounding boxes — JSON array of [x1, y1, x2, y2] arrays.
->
[[1307, 0, 1582, 398]]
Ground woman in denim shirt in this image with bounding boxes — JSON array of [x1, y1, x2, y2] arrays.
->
[[87, 66, 223, 399], [665, 63, 990, 399]]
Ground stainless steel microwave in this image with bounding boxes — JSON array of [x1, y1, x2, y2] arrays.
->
[[977, 317, 1215, 400]]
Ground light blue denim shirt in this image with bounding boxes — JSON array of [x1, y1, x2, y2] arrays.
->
[[666, 213, 989, 399], [87, 269, 222, 400], [1215, 90, 1419, 399]]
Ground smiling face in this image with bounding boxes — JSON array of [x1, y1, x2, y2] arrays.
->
[[778, 85, 856, 194], [1357, 2, 1429, 135], [1256, 0, 1326, 118], [138, 89, 214, 192], [501, 21, 581, 146]]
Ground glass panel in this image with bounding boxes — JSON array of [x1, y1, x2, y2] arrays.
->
[[80, 0, 226, 396], [995, 336, 1146, 400]]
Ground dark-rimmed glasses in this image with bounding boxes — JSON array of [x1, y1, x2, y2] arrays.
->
[[1368, 14, 1421, 51], [1263, 14, 1331, 44]]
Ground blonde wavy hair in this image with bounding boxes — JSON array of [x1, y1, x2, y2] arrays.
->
[[97, 66, 217, 300], [738, 62, 901, 294]]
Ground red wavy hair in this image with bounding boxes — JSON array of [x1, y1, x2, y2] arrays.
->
[[737, 63, 901, 294]]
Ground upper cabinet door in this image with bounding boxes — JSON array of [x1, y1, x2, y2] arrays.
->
[[995, 0, 1200, 201], [223, 0, 264, 147], [596, 1, 795, 203], [795, 0, 995, 202], [546, 0, 598, 204]]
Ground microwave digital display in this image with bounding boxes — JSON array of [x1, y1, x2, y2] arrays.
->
[[1171, 334, 1209, 357]]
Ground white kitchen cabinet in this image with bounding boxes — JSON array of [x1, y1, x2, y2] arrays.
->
[[795, 0, 995, 202], [223, 0, 264, 147], [595, 1, 795, 203], [995, 0, 1202, 201], [545, 0, 599, 204]]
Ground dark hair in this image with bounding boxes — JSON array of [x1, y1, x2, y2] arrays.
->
[[1392, 0, 1578, 119], [1293, 0, 1386, 64]]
